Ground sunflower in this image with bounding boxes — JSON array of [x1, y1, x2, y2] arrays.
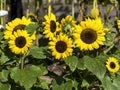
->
[[60, 15, 76, 34], [106, 57, 119, 73], [117, 20, 120, 31], [28, 12, 38, 22], [49, 33, 73, 59], [4, 16, 36, 40], [73, 17, 106, 51], [43, 13, 60, 40], [8, 30, 33, 54]]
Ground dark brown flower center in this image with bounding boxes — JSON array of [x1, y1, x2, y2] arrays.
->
[[50, 20, 56, 33], [110, 62, 116, 69], [80, 28, 97, 44], [55, 41, 67, 53], [13, 24, 26, 34], [15, 36, 26, 48]]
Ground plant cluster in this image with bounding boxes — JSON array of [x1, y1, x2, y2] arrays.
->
[[0, 0, 120, 90]]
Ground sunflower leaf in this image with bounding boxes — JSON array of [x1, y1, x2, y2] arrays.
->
[[84, 56, 106, 79], [64, 56, 78, 72], [25, 23, 39, 34], [30, 46, 46, 59], [101, 76, 113, 90], [10, 65, 44, 90], [0, 82, 11, 90], [0, 53, 10, 65]]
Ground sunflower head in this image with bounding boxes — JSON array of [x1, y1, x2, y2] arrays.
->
[[90, 8, 99, 18], [42, 13, 60, 40], [49, 33, 73, 60], [4, 16, 32, 39], [8, 30, 33, 54], [117, 20, 120, 32], [73, 17, 106, 51], [28, 12, 38, 22], [106, 57, 119, 73], [60, 15, 76, 34]]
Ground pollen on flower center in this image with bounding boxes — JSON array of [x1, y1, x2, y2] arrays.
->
[[15, 36, 26, 48], [50, 20, 56, 33], [110, 62, 116, 69], [81, 28, 97, 44], [55, 41, 67, 53]]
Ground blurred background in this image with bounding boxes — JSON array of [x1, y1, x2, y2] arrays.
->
[[0, 0, 119, 25]]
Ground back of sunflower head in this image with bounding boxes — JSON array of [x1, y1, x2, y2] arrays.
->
[[90, 0, 100, 18]]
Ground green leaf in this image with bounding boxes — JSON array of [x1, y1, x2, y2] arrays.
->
[[77, 57, 86, 70], [84, 56, 106, 79], [0, 83, 11, 90], [30, 46, 46, 59], [1, 70, 9, 81], [52, 80, 73, 90], [0, 53, 10, 65], [81, 79, 89, 88], [39, 80, 49, 89], [25, 23, 39, 34], [101, 76, 113, 90], [64, 56, 78, 72], [10, 65, 45, 90], [112, 77, 120, 90]]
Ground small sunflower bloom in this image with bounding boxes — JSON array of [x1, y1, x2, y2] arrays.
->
[[60, 15, 76, 34], [106, 57, 119, 73], [28, 12, 38, 22], [73, 17, 106, 51], [43, 13, 60, 40], [8, 30, 33, 54], [49, 33, 73, 60]]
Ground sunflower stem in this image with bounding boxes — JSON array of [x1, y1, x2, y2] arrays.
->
[[48, 0, 51, 15], [104, 44, 114, 54], [20, 54, 24, 70]]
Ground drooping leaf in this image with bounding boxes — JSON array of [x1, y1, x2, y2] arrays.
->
[[30, 46, 46, 59], [64, 56, 78, 72]]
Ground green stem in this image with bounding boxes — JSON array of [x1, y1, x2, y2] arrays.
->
[[20, 54, 24, 70], [20, 50, 30, 69], [104, 44, 114, 54]]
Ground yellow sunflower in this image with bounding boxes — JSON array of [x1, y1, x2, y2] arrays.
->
[[117, 20, 120, 31], [49, 33, 73, 60], [28, 12, 38, 22], [106, 57, 119, 73], [60, 15, 76, 34], [73, 17, 106, 51], [43, 13, 60, 40], [4, 16, 36, 40], [8, 30, 33, 54]]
